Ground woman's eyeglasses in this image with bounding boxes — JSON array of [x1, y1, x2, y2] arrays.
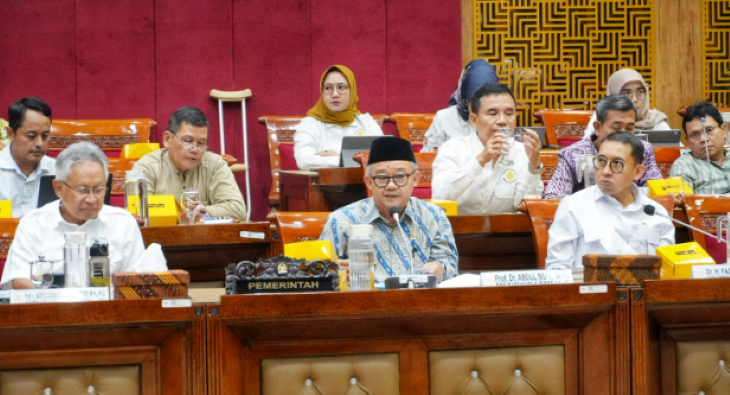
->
[[322, 84, 350, 96]]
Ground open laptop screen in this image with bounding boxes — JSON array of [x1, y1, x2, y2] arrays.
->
[[339, 135, 393, 168]]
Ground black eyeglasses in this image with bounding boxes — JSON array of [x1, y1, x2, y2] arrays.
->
[[370, 171, 417, 188], [593, 157, 625, 174]]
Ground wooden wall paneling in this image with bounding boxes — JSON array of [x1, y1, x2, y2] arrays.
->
[[461, 0, 474, 67], [207, 304, 244, 395], [702, 0, 730, 108], [655, 0, 704, 130], [190, 305, 208, 395]]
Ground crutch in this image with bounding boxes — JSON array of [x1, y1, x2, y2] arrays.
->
[[209, 89, 253, 221]]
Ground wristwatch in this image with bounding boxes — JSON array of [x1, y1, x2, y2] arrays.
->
[[529, 162, 544, 175]]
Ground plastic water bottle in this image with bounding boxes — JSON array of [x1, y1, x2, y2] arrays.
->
[[348, 224, 375, 290], [64, 232, 88, 288]]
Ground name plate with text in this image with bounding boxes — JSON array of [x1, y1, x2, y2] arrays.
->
[[10, 287, 110, 304], [692, 264, 730, 279], [235, 278, 335, 294], [481, 269, 573, 287]]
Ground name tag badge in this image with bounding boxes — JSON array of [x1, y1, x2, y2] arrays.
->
[[356, 130, 365, 136], [502, 168, 517, 183]]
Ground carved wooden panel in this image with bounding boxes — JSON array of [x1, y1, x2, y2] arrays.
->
[[555, 124, 587, 139], [407, 127, 427, 142], [50, 134, 139, 149], [703, 0, 730, 107], [276, 129, 296, 143], [0, 237, 11, 257], [700, 212, 724, 232], [474, 0, 656, 124], [656, 162, 672, 179], [542, 166, 556, 182]]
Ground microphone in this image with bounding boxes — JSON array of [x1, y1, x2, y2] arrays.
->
[[388, 206, 414, 274], [643, 205, 726, 244]]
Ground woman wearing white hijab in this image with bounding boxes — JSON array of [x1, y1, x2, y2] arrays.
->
[[584, 68, 670, 138]]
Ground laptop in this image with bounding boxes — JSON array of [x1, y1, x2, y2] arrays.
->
[[339, 135, 393, 168], [37, 174, 113, 208], [635, 129, 682, 147]]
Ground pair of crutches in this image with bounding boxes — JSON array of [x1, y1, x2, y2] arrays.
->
[[209, 89, 252, 221]]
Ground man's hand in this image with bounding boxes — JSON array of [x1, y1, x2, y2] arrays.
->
[[316, 150, 339, 156], [521, 128, 542, 168], [337, 259, 350, 271], [12, 278, 34, 289], [476, 133, 509, 167], [422, 261, 444, 282]]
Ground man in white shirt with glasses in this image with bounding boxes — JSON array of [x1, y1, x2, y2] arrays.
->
[[546, 132, 675, 269]]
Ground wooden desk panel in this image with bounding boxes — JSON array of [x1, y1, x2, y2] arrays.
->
[[142, 223, 271, 282], [631, 279, 730, 395], [0, 300, 205, 395], [208, 284, 629, 395]]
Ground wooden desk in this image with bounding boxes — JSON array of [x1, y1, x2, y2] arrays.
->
[[278, 168, 365, 211], [0, 299, 205, 395], [207, 283, 628, 394], [631, 279, 730, 395], [450, 214, 536, 270], [142, 222, 271, 282]]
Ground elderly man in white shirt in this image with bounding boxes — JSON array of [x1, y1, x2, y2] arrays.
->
[[546, 132, 675, 270], [0, 97, 56, 217], [432, 83, 544, 214], [1, 142, 155, 290]]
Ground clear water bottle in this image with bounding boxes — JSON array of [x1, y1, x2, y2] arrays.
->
[[64, 232, 88, 288], [348, 224, 375, 290]]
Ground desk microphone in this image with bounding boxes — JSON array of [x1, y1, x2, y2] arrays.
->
[[642, 205, 726, 244]]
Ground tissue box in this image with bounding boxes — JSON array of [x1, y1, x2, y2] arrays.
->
[[426, 199, 458, 216], [112, 270, 189, 299], [583, 254, 661, 286], [284, 240, 338, 262], [122, 143, 160, 159], [0, 200, 11, 218], [657, 242, 716, 279]]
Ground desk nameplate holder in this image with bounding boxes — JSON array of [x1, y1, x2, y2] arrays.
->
[[10, 287, 110, 304], [481, 269, 573, 287], [692, 263, 730, 279]]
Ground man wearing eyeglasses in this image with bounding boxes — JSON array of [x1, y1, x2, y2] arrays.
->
[[320, 137, 458, 283], [669, 101, 730, 194], [543, 95, 663, 199], [545, 132, 674, 269], [133, 106, 246, 222], [1, 142, 155, 289]]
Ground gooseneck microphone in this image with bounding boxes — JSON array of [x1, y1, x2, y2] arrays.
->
[[643, 205, 726, 243], [389, 206, 414, 273]]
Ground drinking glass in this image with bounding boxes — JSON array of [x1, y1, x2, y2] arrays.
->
[[181, 190, 201, 224], [30, 260, 54, 289], [497, 127, 520, 167]]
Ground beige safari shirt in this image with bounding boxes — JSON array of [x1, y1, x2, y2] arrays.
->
[[133, 149, 246, 219]]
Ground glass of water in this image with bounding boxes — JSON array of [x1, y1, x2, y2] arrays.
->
[[181, 190, 201, 224], [497, 127, 520, 167], [30, 259, 54, 289]]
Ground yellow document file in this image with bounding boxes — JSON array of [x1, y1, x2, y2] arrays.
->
[[647, 177, 693, 197], [656, 242, 715, 279], [122, 143, 160, 159], [284, 240, 338, 262], [0, 200, 11, 218], [127, 195, 179, 226], [426, 199, 458, 216]]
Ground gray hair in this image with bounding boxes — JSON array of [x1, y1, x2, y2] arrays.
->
[[595, 94, 636, 123], [55, 142, 109, 182], [366, 161, 418, 176]]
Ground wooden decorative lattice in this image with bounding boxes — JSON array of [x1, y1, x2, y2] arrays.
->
[[703, 0, 730, 107], [474, 0, 656, 124], [50, 135, 139, 149]]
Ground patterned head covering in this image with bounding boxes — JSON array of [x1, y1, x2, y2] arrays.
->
[[449, 59, 499, 121], [306, 65, 361, 126]]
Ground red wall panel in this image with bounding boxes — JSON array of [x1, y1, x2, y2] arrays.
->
[[75, 0, 156, 118], [385, 0, 462, 113], [154, 0, 234, 150], [310, 0, 387, 115], [232, 0, 313, 220], [0, 0, 77, 118], [2, 0, 461, 221]]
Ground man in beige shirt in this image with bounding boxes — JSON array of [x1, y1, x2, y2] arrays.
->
[[134, 106, 247, 221]]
